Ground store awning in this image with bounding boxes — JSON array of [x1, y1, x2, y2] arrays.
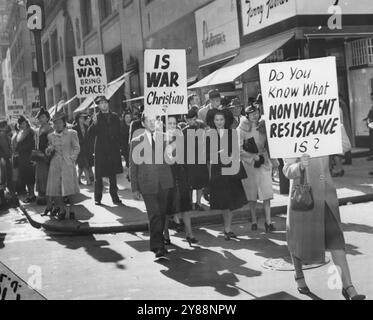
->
[[189, 33, 294, 89], [74, 72, 131, 114]]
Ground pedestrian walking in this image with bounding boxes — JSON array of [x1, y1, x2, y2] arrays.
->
[[45, 110, 80, 220], [181, 109, 209, 211], [0, 119, 17, 207], [239, 105, 277, 233], [34, 108, 53, 206], [130, 115, 174, 259], [163, 115, 198, 247], [13, 116, 36, 204], [207, 110, 248, 241], [365, 100, 373, 161], [120, 111, 132, 169], [283, 155, 365, 300], [88, 96, 123, 206], [73, 113, 94, 186]]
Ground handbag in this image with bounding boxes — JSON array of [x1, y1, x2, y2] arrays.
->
[[243, 137, 259, 154], [291, 169, 314, 211], [31, 150, 46, 163]]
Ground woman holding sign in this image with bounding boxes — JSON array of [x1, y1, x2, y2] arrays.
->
[[283, 155, 365, 300]]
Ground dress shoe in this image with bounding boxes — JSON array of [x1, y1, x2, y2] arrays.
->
[[342, 286, 366, 300], [155, 248, 168, 259]]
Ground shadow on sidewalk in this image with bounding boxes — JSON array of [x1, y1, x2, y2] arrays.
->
[[342, 222, 373, 235], [47, 235, 126, 269], [156, 248, 262, 298]]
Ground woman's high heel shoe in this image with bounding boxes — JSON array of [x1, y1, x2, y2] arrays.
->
[[295, 276, 311, 295], [224, 231, 238, 241], [265, 223, 276, 234], [51, 207, 60, 217], [57, 210, 67, 221], [342, 286, 366, 300], [186, 237, 199, 247], [41, 206, 53, 217]]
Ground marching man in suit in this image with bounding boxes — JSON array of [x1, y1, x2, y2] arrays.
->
[[130, 114, 174, 259]]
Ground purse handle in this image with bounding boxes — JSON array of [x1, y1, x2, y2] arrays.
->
[[300, 167, 308, 185]]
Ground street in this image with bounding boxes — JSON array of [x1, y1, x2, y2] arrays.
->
[[1, 201, 372, 300]]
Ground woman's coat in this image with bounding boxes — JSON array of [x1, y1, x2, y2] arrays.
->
[[46, 129, 80, 197], [283, 156, 343, 264]]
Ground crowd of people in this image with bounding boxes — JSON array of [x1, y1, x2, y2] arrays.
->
[[0, 89, 365, 300]]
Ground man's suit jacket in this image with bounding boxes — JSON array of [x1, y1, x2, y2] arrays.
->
[[130, 132, 174, 195]]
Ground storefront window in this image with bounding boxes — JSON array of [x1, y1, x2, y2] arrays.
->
[[351, 39, 373, 67]]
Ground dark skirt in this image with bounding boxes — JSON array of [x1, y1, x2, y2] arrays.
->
[[35, 161, 49, 195], [210, 173, 248, 211], [18, 157, 35, 186], [167, 165, 192, 215], [186, 164, 209, 190], [325, 204, 346, 250]]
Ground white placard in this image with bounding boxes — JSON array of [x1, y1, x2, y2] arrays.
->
[[144, 50, 188, 118], [241, 0, 296, 36], [73, 54, 108, 98], [259, 57, 343, 159]]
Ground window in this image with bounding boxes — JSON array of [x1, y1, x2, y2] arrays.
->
[[81, 0, 93, 36], [55, 83, 62, 103], [51, 29, 59, 65], [351, 39, 373, 67], [32, 52, 37, 71], [43, 40, 51, 70], [99, 0, 113, 21], [47, 88, 54, 108]]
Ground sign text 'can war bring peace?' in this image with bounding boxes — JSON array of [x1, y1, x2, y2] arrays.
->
[[144, 50, 188, 117], [259, 57, 343, 159], [73, 54, 108, 98]]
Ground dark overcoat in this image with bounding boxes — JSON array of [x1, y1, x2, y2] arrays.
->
[[88, 112, 123, 178]]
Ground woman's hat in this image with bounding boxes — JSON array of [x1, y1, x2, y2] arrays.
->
[[228, 98, 243, 110], [17, 115, 28, 125], [245, 105, 259, 116], [52, 109, 67, 123], [36, 107, 50, 120]]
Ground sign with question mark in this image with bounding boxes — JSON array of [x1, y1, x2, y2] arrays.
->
[[73, 54, 108, 98]]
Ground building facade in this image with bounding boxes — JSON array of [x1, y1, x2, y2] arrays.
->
[[42, 0, 125, 117], [5, 2, 38, 117]]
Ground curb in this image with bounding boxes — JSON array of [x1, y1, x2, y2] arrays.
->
[[21, 193, 373, 236]]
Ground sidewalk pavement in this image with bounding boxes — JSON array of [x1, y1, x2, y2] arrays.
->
[[21, 150, 373, 235]]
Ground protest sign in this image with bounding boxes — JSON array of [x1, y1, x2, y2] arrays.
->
[[259, 57, 343, 159], [6, 99, 24, 124], [144, 50, 188, 118], [73, 54, 108, 98]]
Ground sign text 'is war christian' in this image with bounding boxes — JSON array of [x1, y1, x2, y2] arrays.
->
[[144, 50, 188, 117]]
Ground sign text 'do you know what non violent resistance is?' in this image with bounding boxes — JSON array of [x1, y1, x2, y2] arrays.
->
[[73, 54, 108, 98], [144, 50, 188, 118], [259, 57, 343, 159]]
